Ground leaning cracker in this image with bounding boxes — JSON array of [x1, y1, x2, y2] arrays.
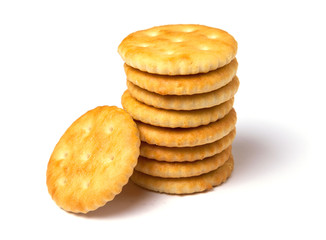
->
[[122, 90, 234, 128], [135, 146, 231, 178], [140, 128, 236, 162], [131, 155, 234, 194], [46, 106, 140, 213], [137, 108, 237, 147], [127, 76, 239, 110], [124, 59, 238, 95], [118, 24, 237, 75]]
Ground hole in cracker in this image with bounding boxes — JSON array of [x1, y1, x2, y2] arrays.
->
[[82, 180, 90, 189], [81, 153, 91, 162], [107, 155, 114, 163], [106, 126, 114, 134], [84, 126, 92, 134], [55, 151, 69, 161], [105, 155, 114, 164], [58, 177, 67, 186]]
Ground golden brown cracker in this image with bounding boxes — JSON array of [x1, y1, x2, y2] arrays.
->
[[131, 155, 234, 194], [124, 59, 238, 95], [46, 106, 140, 213], [135, 146, 231, 178], [140, 128, 236, 162], [121, 90, 234, 128], [118, 24, 237, 75], [127, 76, 239, 110], [137, 108, 237, 147]]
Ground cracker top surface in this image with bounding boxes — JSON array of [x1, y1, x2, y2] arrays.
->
[[46, 106, 140, 213], [118, 24, 237, 75]]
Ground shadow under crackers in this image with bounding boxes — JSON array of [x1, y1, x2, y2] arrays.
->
[[231, 120, 306, 183], [75, 121, 305, 218], [76, 181, 155, 219]]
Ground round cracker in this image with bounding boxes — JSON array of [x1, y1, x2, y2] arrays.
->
[[124, 59, 238, 95], [136, 108, 237, 147], [140, 128, 236, 162], [127, 76, 239, 110], [46, 106, 140, 213], [122, 90, 234, 128], [118, 24, 237, 75], [131, 155, 234, 194], [135, 146, 231, 178]]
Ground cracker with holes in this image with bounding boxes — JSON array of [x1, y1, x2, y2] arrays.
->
[[118, 24, 237, 75], [131, 155, 234, 194], [124, 59, 238, 95], [127, 76, 239, 110], [135, 146, 231, 178], [122, 90, 234, 128], [46, 106, 140, 213]]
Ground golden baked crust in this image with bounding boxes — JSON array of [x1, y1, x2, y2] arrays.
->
[[121, 90, 234, 128], [131, 155, 234, 194], [136, 108, 237, 147], [118, 24, 237, 75], [46, 106, 140, 213], [135, 146, 231, 178], [127, 76, 239, 110], [124, 59, 238, 95], [140, 128, 236, 162]]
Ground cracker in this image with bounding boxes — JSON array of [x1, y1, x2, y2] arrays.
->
[[137, 108, 237, 147], [118, 24, 237, 75], [124, 59, 238, 95], [135, 146, 231, 178], [46, 106, 140, 213], [127, 76, 239, 110], [131, 155, 234, 194], [140, 128, 236, 162], [121, 90, 234, 128]]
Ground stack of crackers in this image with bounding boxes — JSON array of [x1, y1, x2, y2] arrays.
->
[[119, 24, 239, 194], [46, 24, 239, 214]]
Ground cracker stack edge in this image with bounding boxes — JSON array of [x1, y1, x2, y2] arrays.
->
[[119, 24, 239, 194]]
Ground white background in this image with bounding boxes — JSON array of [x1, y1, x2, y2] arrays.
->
[[1, 0, 325, 239]]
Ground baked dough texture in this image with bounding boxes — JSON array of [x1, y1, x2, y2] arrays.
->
[[124, 58, 238, 95], [136, 108, 237, 147], [135, 146, 231, 178], [122, 90, 234, 128], [127, 76, 239, 110], [46, 106, 140, 213], [131, 155, 234, 194], [118, 24, 237, 75], [140, 128, 236, 162]]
